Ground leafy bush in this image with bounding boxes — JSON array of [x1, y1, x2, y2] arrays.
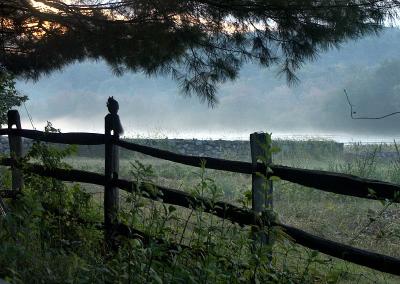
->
[[0, 126, 271, 283], [0, 69, 28, 127], [5, 129, 396, 283]]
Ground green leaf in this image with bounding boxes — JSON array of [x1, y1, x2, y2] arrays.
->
[[269, 176, 281, 182], [168, 205, 176, 213], [270, 146, 281, 154]]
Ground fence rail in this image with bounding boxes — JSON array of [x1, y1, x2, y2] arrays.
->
[[1, 157, 399, 275], [1, 102, 400, 277], [0, 128, 104, 145], [1, 128, 400, 202]]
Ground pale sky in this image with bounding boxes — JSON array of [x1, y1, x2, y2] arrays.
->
[[14, 28, 400, 143]]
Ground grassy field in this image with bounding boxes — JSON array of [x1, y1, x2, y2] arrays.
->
[[58, 140, 400, 283], [1, 140, 399, 283]]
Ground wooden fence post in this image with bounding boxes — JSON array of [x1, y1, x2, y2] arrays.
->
[[104, 97, 123, 248], [250, 132, 273, 248], [7, 110, 23, 192]]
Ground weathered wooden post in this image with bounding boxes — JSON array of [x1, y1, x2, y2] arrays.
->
[[7, 110, 23, 192], [250, 132, 273, 248], [104, 97, 123, 248]]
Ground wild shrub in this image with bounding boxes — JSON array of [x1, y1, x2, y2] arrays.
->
[[0, 128, 342, 283]]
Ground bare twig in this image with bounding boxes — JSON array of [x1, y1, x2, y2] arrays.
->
[[344, 89, 400, 120], [348, 200, 393, 245]]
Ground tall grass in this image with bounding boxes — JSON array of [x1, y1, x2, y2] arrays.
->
[[1, 140, 400, 283]]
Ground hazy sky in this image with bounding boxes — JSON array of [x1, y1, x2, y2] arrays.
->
[[15, 28, 400, 142]]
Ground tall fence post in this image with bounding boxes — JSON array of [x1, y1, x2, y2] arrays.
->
[[250, 132, 273, 249], [7, 110, 23, 192], [104, 97, 123, 249]]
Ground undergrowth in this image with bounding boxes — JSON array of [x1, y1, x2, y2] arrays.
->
[[1, 129, 399, 283], [0, 129, 323, 283]]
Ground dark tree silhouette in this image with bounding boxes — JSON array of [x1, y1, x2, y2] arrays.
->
[[1, 0, 399, 105], [0, 68, 28, 127]]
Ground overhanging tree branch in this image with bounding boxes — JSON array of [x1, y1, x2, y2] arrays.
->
[[1, 1, 399, 104]]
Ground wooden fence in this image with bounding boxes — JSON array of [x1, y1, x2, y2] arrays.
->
[[1, 100, 400, 276]]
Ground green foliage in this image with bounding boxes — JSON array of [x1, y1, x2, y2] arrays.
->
[[0, 124, 102, 283], [0, 69, 28, 127], [25, 122, 77, 169], [2, 130, 400, 283], [0, 133, 323, 283]]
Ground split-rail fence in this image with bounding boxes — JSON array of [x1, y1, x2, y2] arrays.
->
[[0, 101, 400, 276]]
